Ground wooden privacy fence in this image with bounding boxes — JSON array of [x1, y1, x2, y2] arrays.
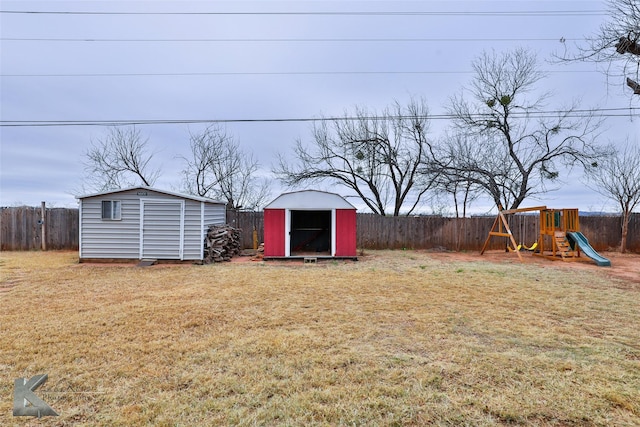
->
[[1, 206, 79, 251], [226, 210, 264, 249], [1, 207, 638, 252], [230, 210, 638, 253], [357, 214, 550, 251], [356, 213, 638, 252]]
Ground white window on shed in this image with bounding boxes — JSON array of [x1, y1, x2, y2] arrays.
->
[[101, 200, 122, 220]]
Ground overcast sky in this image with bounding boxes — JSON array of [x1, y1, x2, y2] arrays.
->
[[1, 0, 638, 214]]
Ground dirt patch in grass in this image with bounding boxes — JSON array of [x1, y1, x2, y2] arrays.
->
[[1, 250, 639, 426], [423, 249, 640, 289]]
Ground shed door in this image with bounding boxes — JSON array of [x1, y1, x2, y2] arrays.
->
[[264, 209, 286, 257], [335, 209, 356, 256], [140, 200, 184, 259]]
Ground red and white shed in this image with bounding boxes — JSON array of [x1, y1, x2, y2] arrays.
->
[[263, 190, 357, 259]]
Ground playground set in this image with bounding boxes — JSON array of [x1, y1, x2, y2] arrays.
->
[[481, 206, 611, 267]]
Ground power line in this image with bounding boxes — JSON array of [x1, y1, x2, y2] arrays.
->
[[0, 37, 584, 43], [0, 10, 606, 16], [1, 70, 599, 78], [2, 108, 637, 127]]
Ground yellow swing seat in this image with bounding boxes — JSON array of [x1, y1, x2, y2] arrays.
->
[[508, 241, 538, 252]]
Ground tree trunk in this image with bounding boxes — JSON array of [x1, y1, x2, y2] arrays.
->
[[621, 211, 629, 253]]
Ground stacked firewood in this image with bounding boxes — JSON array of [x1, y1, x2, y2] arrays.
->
[[204, 224, 242, 263]]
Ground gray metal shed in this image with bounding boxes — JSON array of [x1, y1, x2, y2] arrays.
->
[[77, 186, 226, 262]]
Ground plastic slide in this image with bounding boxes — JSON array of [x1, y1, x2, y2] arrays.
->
[[566, 232, 611, 267]]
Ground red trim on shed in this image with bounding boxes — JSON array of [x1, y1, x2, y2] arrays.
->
[[264, 208, 286, 257], [335, 209, 357, 256]]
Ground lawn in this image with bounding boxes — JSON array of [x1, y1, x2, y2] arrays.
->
[[1, 250, 639, 426]]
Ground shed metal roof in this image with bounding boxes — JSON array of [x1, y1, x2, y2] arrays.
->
[[76, 186, 226, 204], [264, 190, 356, 210]]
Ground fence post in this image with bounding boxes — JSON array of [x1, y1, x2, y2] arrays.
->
[[40, 201, 47, 251]]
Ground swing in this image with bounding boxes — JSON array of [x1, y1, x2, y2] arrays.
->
[[507, 214, 538, 252], [506, 214, 522, 252], [521, 214, 538, 251]]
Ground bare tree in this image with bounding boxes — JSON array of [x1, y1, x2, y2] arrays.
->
[[181, 125, 229, 198], [435, 179, 481, 219], [213, 142, 272, 211], [434, 131, 523, 211], [181, 125, 271, 210], [583, 139, 640, 253], [274, 98, 438, 216], [442, 48, 607, 210], [84, 126, 160, 192], [556, 0, 640, 95], [433, 133, 484, 218], [431, 141, 483, 251]]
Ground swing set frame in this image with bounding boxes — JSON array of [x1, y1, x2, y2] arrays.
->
[[480, 205, 582, 262], [480, 206, 546, 262]]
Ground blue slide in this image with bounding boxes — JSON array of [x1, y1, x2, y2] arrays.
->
[[566, 232, 611, 267]]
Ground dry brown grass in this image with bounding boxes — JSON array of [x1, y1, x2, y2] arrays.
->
[[1, 250, 639, 426]]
